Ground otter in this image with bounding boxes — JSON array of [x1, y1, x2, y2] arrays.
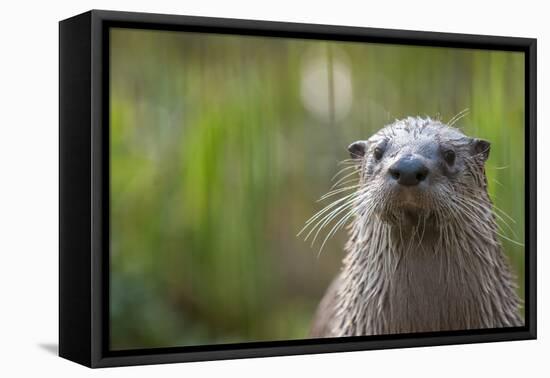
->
[[307, 116, 523, 337]]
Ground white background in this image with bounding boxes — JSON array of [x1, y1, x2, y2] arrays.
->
[[0, 0, 547, 376]]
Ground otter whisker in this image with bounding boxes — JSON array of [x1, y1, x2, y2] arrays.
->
[[298, 198, 358, 240], [317, 202, 361, 256], [331, 165, 359, 181], [488, 165, 510, 170], [300, 191, 360, 228], [455, 200, 524, 246], [337, 158, 362, 166], [451, 191, 519, 237], [449, 198, 523, 247], [330, 178, 360, 190], [304, 192, 367, 244], [447, 108, 470, 127], [491, 178, 504, 187], [331, 170, 360, 189], [309, 201, 360, 248], [453, 182, 514, 222], [490, 204, 517, 224], [453, 195, 519, 239], [495, 232, 524, 247], [318, 184, 362, 202]]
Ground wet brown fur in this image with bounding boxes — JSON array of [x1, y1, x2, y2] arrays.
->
[[308, 117, 523, 337]]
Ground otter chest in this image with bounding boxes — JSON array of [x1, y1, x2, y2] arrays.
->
[[383, 247, 482, 333], [335, 241, 489, 336]]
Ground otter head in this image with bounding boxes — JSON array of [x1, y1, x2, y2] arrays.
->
[[348, 117, 491, 226]]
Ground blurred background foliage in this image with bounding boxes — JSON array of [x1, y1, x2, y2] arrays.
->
[[109, 28, 525, 350]]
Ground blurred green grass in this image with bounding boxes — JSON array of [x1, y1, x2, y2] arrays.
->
[[109, 28, 525, 350]]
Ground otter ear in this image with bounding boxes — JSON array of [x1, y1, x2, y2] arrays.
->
[[348, 140, 369, 159], [472, 138, 491, 162]]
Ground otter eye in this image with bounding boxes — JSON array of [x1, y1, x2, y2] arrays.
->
[[443, 149, 456, 165], [374, 147, 384, 160]]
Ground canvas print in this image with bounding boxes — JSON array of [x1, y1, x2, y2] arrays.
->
[[109, 27, 525, 350]]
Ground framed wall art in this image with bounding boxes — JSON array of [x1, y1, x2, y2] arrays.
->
[[59, 9, 537, 368]]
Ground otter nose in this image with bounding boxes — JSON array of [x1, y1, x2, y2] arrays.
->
[[388, 156, 429, 186]]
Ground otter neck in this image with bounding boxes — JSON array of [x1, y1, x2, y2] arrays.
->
[[332, 210, 522, 336]]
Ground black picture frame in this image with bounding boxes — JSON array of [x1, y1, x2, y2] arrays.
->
[[59, 9, 537, 368]]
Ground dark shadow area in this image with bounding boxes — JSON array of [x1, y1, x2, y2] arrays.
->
[[38, 343, 58, 355]]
